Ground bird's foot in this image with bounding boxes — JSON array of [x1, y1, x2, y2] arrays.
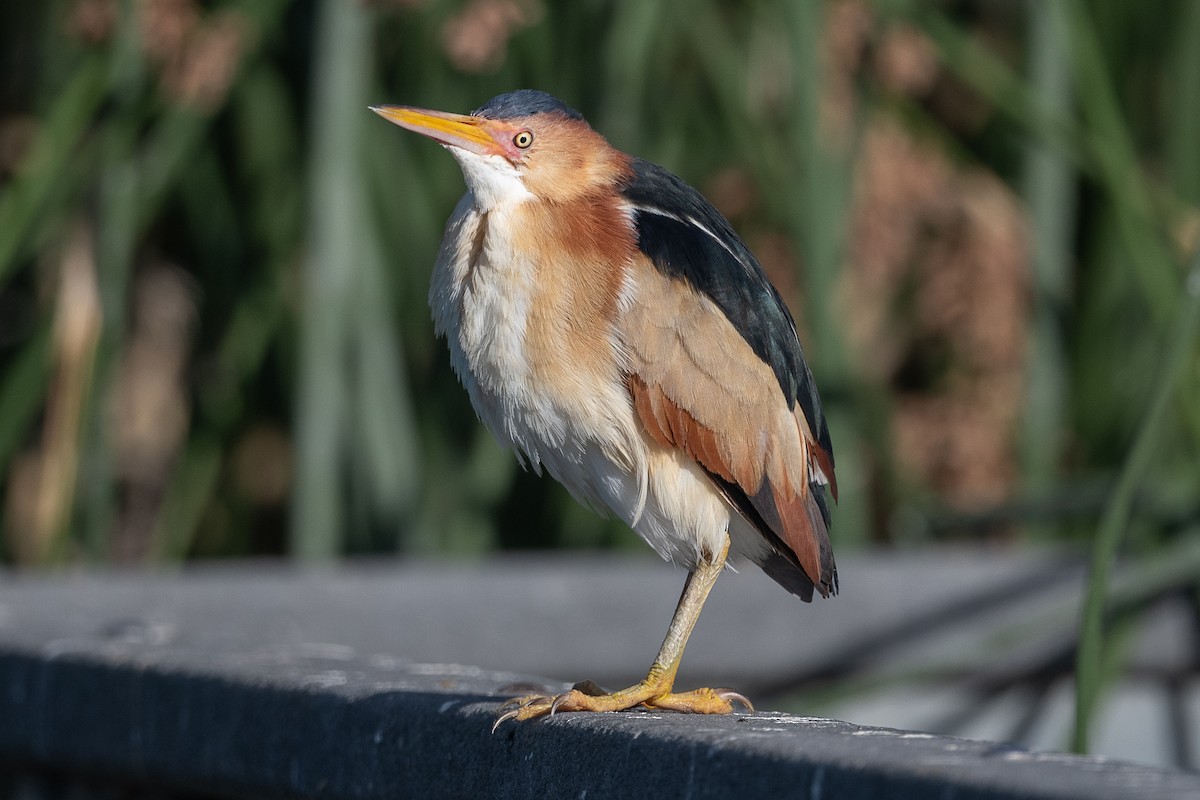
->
[[493, 679, 752, 731]]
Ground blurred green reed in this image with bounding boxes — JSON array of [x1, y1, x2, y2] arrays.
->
[[0, 0, 1197, 756]]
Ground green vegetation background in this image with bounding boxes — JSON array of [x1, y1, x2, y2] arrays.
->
[[1, 0, 1197, 756]]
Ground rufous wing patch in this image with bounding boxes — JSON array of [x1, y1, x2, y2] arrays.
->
[[628, 374, 738, 485]]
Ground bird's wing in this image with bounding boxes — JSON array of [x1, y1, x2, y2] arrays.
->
[[619, 159, 837, 599]]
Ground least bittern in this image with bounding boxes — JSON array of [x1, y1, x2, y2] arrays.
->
[[371, 91, 837, 727]]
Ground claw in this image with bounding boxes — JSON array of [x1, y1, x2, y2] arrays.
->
[[549, 692, 575, 716], [491, 707, 521, 734], [716, 689, 754, 712]]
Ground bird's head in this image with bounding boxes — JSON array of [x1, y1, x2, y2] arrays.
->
[[371, 90, 626, 211]]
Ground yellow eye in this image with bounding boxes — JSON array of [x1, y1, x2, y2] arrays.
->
[[512, 130, 534, 149]]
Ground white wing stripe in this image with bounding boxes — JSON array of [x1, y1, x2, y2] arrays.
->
[[629, 203, 754, 278]]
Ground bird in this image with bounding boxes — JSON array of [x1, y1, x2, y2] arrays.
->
[[370, 90, 837, 727]]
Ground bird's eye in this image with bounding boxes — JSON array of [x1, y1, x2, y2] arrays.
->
[[512, 130, 534, 149]]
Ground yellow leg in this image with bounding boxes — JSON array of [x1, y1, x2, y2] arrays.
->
[[494, 534, 751, 730]]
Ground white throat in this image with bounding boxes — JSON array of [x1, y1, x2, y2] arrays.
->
[[449, 148, 535, 212]]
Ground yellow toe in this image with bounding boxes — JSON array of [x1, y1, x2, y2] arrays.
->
[[644, 687, 753, 714]]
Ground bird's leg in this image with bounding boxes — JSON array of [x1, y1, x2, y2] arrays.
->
[[494, 534, 751, 728]]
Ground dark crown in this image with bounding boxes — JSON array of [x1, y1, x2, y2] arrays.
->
[[473, 90, 584, 122]]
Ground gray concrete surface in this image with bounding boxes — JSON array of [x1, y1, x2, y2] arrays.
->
[[0, 554, 1197, 798]]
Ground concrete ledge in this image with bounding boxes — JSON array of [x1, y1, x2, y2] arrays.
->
[[1, 559, 1198, 798], [4, 647, 1199, 800]]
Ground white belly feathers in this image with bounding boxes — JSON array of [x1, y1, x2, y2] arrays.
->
[[429, 193, 743, 569]]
